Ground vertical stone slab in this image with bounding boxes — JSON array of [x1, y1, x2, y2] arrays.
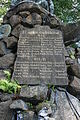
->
[[12, 26, 68, 85]]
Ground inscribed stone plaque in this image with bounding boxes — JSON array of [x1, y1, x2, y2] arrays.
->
[[12, 26, 68, 85]]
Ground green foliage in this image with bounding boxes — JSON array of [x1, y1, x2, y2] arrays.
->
[[0, 70, 21, 94], [0, 0, 10, 17], [54, 0, 80, 23]]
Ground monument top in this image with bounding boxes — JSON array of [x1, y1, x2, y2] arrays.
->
[[12, 26, 68, 85]]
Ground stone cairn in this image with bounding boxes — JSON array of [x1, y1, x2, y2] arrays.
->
[[0, 2, 80, 120]]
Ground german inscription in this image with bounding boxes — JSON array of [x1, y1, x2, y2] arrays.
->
[[12, 26, 68, 85]]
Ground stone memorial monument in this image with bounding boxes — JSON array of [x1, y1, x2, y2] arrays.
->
[[12, 25, 68, 85]]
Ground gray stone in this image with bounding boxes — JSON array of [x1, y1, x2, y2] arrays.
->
[[3, 36, 18, 49], [0, 53, 15, 69], [10, 99, 28, 110], [0, 24, 11, 39], [36, 102, 52, 114], [0, 41, 5, 56], [0, 70, 6, 79], [0, 100, 13, 120], [12, 26, 68, 85], [9, 15, 22, 27], [0, 41, 11, 55], [51, 88, 80, 120], [4, 2, 60, 28], [70, 76, 80, 91], [70, 63, 80, 78], [67, 76, 80, 99], [19, 11, 30, 17], [20, 85, 48, 101], [11, 24, 25, 38], [23, 13, 42, 26], [24, 111, 36, 120]]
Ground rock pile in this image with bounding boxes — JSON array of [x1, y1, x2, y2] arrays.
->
[[0, 2, 60, 80], [0, 2, 80, 120]]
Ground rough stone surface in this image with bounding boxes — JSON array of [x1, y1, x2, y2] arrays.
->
[[0, 53, 15, 69], [4, 2, 61, 28], [0, 70, 6, 79], [3, 36, 18, 49], [9, 15, 22, 27], [69, 63, 80, 78], [67, 76, 80, 99], [70, 76, 80, 91], [24, 111, 36, 120], [36, 102, 52, 114], [51, 89, 80, 120], [0, 41, 5, 56], [20, 85, 48, 101], [19, 11, 30, 17], [10, 99, 28, 110], [0, 100, 13, 120], [12, 26, 67, 85], [25, 13, 42, 26], [11, 24, 25, 38]]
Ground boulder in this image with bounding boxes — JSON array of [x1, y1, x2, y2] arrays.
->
[[3, 36, 18, 49], [19, 11, 30, 18], [11, 24, 25, 38], [36, 102, 52, 114], [24, 111, 36, 120], [0, 70, 6, 79], [25, 13, 42, 26], [10, 99, 28, 111], [20, 85, 48, 102], [0, 100, 13, 120], [9, 15, 22, 27], [3, 2, 61, 29], [70, 64, 80, 78], [0, 41, 11, 56], [51, 88, 80, 120], [0, 41, 5, 56], [67, 76, 80, 99], [0, 53, 15, 69], [0, 93, 12, 102]]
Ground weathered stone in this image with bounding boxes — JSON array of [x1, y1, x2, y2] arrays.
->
[[70, 64, 80, 78], [51, 88, 80, 120], [0, 24, 11, 39], [49, 15, 61, 28], [0, 41, 5, 56], [62, 22, 80, 45], [24, 111, 36, 120], [0, 41, 11, 56], [12, 26, 68, 85], [67, 76, 80, 99], [20, 85, 48, 101], [19, 11, 30, 17], [9, 15, 22, 27], [70, 76, 80, 91], [36, 102, 52, 114], [0, 100, 13, 120], [38, 106, 52, 119], [0, 93, 12, 102], [65, 57, 75, 65], [11, 24, 25, 38], [0, 70, 6, 79], [24, 13, 42, 26], [0, 53, 15, 69], [4, 2, 49, 19], [4, 2, 60, 28], [3, 36, 18, 49], [10, 99, 28, 110]]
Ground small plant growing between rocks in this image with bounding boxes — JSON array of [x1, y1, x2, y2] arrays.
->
[[0, 70, 21, 94]]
